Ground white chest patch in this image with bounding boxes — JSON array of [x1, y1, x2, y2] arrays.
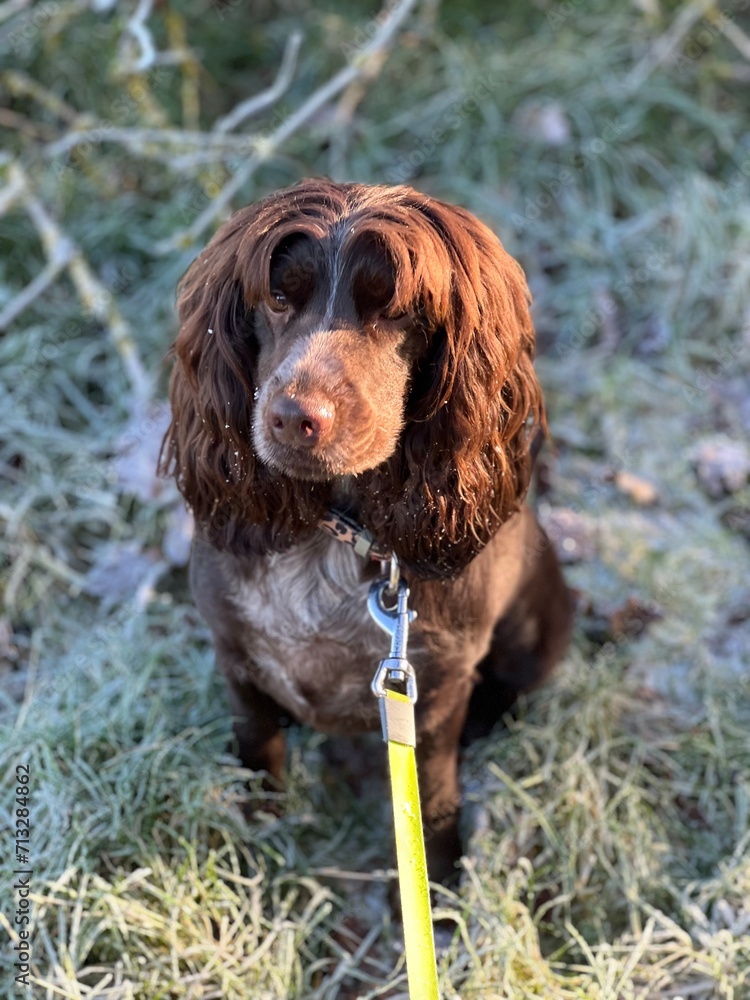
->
[[226, 534, 387, 730]]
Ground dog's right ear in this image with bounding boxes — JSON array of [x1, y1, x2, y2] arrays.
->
[[159, 209, 258, 532], [159, 203, 326, 554]]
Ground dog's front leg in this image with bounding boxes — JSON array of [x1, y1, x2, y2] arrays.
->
[[215, 645, 287, 787], [416, 689, 471, 885]]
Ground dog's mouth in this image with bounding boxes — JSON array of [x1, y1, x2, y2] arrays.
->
[[261, 442, 348, 482], [257, 426, 388, 483]]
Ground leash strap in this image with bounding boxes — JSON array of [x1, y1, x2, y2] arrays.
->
[[385, 693, 440, 999], [368, 574, 440, 1000]]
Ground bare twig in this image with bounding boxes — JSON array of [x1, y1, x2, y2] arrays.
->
[[0, 163, 26, 214], [417, 0, 442, 33], [45, 124, 252, 159], [3, 70, 81, 124], [41, 3, 410, 176], [328, 47, 388, 177], [625, 0, 715, 91], [116, 0, 196, 76], [0, 255, 73, 330], [148, 47, 196, 67], [716, 13, 750, 62], [1, 0, 88, 47], [214, 31, 303, 134], [155, 0, 418, 253], [0, 0, 30, 25], [4, 163, 152, 407], [0, 107, 58, 140], [121, 0, 157, 73], [307, 923, 386, 999]]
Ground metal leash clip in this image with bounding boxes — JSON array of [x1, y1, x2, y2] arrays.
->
[[368, 558, 418, 745]]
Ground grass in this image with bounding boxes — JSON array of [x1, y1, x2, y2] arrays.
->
[[1, 0, 750, 996]]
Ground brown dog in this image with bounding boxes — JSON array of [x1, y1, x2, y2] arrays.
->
[[160, 179, 574, 882]]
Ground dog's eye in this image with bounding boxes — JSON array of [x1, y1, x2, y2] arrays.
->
[[381, 309, 407, 323], [269, 291, 288, 312]]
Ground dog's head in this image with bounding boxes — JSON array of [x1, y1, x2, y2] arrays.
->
[[161, 179, 544, 577]]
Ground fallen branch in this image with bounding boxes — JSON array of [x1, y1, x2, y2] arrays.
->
[[0, 107, 58, 141], [716, 12, 750, 63], [214, 30, 303, 134], [0, 0, 31, 26], [2, 163, 152, 408], [625, 0, 715, 91], [121, 0, 156, 73], [44, 124, 253, 160], [0, 255, 73, 330], [38, 30, 298, 161], [154, 0, 418, 253], [3, 69, 81, 124], [0, 161, 25, 214]]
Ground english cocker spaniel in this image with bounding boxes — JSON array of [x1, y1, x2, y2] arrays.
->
[[161, 178, 574, 882]]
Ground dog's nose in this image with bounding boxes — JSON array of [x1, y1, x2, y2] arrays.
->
[[268, 392, 334, 448]]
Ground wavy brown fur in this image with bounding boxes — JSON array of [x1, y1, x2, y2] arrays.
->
[[160, 178, 544, 578]]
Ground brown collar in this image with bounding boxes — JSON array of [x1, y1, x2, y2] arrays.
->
[[318, 509, 391, 561]]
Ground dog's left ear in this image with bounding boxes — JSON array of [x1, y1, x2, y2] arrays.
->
[[357, 195, 545, 578]]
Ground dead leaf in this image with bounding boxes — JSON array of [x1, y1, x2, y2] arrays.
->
[[513, 100, 571, 146], [722, 505, 750, 539], [83, 541, 162, 609], [115, 401, 171, 503], [691, 436, 750, 498], [609, 469, 659, 505], [608, 595, 663, 640]]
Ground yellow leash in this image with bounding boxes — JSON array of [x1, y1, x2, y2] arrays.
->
[[369, 573, 440, 1000], [386, 693, 440, 998]]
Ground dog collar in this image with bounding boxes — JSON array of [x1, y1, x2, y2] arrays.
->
[[318, 508, 391, 561]]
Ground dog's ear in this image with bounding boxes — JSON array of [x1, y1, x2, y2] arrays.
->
[[159, 201, 326, 553], [356, 193, 545, 578]]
